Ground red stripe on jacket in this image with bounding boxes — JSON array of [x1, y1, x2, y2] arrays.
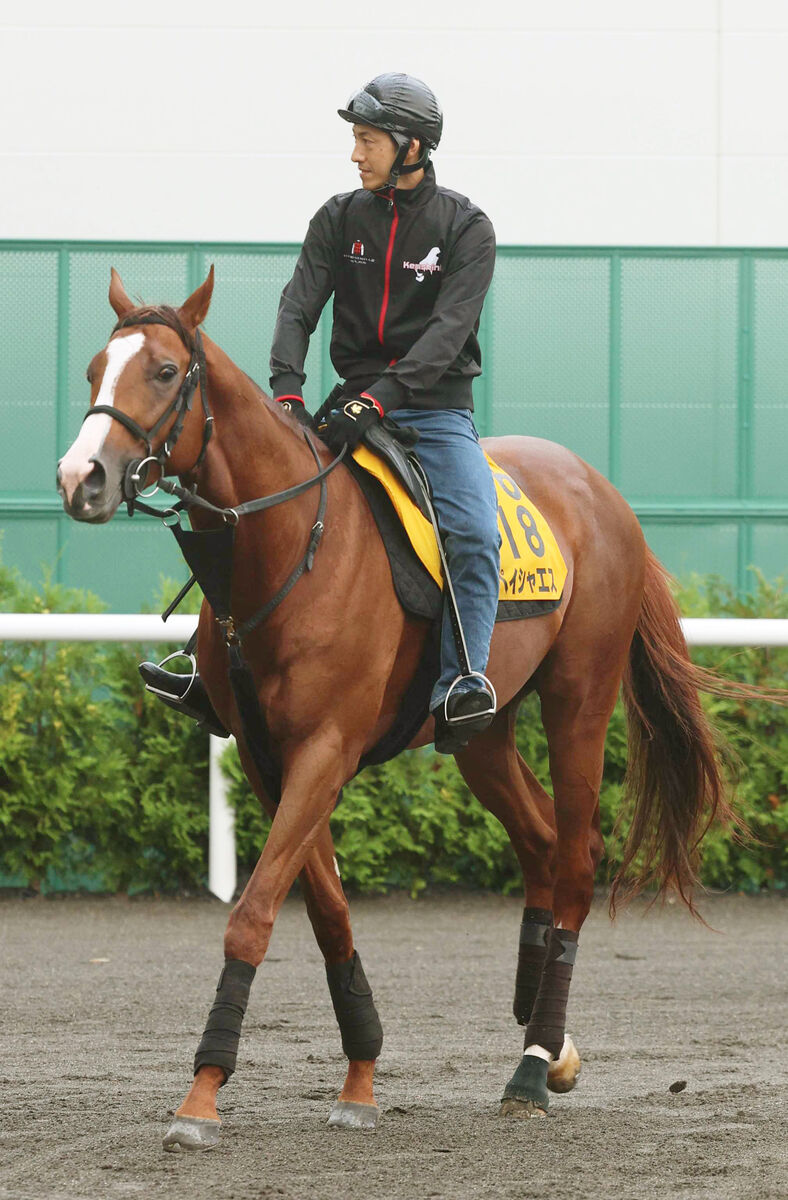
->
[[377, 201, 399, 345]]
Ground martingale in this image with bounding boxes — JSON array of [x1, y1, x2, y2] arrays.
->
[[351, 446, 568, 608]]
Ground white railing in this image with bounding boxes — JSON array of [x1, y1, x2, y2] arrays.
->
[[3, 613, 788, 646], [2, 613, 787, 904]]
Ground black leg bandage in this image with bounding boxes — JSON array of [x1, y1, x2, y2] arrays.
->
[[513, 907, 553, 1025], [326, 951, 383, 1061], [194, 959, 256, 1082], [523, 927, 578, 1060]]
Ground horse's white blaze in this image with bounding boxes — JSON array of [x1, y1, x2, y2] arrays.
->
[[58, 332, 145, 503]]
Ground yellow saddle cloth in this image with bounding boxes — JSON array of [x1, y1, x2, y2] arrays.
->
[[352, 445, 567, 607]]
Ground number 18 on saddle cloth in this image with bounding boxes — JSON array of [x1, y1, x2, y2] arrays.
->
[[351, 445, 568, 612]]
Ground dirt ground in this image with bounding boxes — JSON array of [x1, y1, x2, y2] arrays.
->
[[0, 891, 785, 1200]]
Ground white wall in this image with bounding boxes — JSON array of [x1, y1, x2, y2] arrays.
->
[[2, 0, 788, 245]]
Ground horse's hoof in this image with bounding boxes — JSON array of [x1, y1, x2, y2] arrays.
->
[[501, 1053, 550, 1114], [499, 1097, 548, 1119], [547, 1034, 581, 1094], [162, 1115, 221, 1152], [327, 1100, 380, 1131]]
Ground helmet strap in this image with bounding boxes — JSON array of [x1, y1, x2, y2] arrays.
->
[[386, 135, 430, 187], [386, 138, 411, 187], [399, 149, 430, 175]]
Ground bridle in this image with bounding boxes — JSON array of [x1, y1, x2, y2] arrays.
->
[[81, 311, 347, 639], [83, 314, 214, 510], [82, 312, 345, 523]]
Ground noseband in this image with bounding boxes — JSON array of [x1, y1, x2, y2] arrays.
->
[[82, 314, 214, 506]]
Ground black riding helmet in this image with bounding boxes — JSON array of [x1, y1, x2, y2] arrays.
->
[[338, 73, 443, 187]]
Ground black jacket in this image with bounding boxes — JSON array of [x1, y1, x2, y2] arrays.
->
[[269, 165, 496, 413]]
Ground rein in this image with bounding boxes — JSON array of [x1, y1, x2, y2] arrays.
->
[[85, 313, 347, 638]]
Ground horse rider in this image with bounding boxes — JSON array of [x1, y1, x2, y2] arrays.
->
[[147, 73, 500, 754], [272, 73, 500, 753]]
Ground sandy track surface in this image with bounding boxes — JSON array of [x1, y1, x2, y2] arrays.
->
[[0, 892, 785, 1200]]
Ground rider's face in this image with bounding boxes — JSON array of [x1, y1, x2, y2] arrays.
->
[[351, 124, 397, 190]]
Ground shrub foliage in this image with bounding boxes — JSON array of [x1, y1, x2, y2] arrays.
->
[[1, 553, 785, 895]]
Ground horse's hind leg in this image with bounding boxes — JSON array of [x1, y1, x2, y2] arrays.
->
[[454, 705, 560, 1116], [505, 649, 628, 1110]]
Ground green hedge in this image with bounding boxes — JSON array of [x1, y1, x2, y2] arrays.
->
[[1, 550, 785, 896], [0, 561, 208, 892]]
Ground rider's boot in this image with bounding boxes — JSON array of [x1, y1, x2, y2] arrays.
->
[[139, 662, 230, 738], [431, 682, 496, 755]]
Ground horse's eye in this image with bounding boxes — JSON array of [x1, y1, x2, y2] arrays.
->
[[86, 369, 92, 384], [158, 365, 178, 382]]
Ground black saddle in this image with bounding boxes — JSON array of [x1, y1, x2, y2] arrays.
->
[[362, 419, 432, 520]]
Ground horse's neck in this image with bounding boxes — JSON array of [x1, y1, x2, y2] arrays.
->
[[191, 337, 316, 517]]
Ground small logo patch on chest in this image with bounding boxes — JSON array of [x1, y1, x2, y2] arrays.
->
[[343, 238, 376, 265]]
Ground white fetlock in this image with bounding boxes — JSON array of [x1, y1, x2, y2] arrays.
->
[[546, 1034, 581, 1094]]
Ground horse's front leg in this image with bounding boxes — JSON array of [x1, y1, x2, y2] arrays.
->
[[163, 730, 355, 1152], [299, 823, 382, 1130]]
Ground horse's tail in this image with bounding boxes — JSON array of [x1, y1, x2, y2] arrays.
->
[[612, 550, 766, 917]]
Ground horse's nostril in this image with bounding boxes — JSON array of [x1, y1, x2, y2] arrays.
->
[[83, 459, 107, 500]]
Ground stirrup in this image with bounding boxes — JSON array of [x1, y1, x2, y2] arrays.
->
[[443, 673, 497, 726], [432, 675, 497, 755], [139, 652, 230, 738], [142, 650, 198, 703]]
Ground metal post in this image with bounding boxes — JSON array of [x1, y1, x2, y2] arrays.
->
[[209, 735, 237, 904]]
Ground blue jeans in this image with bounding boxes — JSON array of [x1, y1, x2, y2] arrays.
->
[[387, 408, 501, 710]]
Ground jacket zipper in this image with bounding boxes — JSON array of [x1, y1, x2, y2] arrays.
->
[[377, 198, 399, 345]]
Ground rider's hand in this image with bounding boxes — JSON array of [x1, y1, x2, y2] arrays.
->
[[276, 395, 313, 428], [323, 395, 382, 452]]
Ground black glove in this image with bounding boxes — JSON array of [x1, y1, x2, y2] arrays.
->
[[323, 396, 382, 453], [276, 397, 313, 428]]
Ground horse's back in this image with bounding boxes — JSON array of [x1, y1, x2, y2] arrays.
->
[[481, 433, 643, 555]]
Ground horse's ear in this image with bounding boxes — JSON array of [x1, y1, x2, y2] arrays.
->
[[109, 268, 135, 318], [178, 265, 215, 330]]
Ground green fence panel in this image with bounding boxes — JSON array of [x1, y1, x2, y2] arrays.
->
[[1, 517, 60, 589], [486, 252, 611, 475], [619, 254, 739, 499], [0, 241, 786, 609], [638, 520, 740, 583], [751, 522, 788, 584], [0, 250, 59, 494], [61, 517, 187, 611], [752, 258, 788, 502], [192, 246, 335, 410]]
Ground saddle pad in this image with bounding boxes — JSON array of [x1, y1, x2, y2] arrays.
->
[[351, 445, 567, 606]]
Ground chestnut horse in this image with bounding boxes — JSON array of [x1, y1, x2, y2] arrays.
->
[[58, 269, 736, 1147]]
